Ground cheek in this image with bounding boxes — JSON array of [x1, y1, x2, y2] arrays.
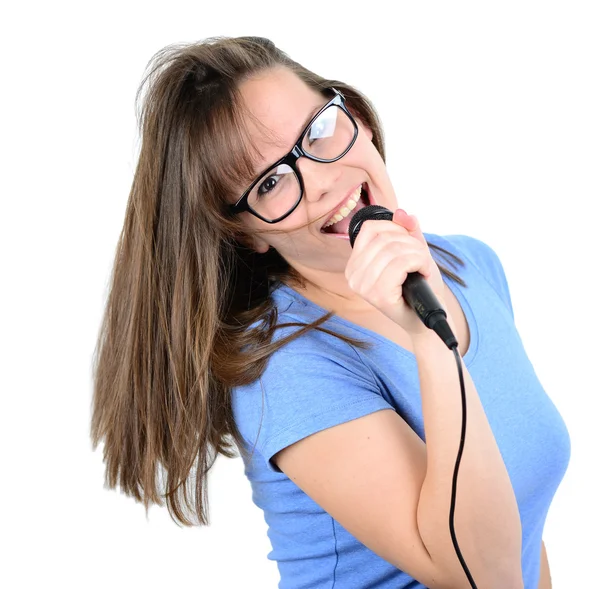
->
[[350, 138, 381, 171], [362, 124, 373, 142]]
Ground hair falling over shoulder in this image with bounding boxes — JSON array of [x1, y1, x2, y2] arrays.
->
[[90, 36, 466, 526]]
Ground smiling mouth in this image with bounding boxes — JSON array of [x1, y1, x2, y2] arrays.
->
[[320, 183, 371, 234]]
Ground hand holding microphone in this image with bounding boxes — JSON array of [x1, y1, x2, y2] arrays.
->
[[347, 206, 458, 348]]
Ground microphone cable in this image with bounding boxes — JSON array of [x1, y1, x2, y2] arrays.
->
[[448, 341, 477, 588]]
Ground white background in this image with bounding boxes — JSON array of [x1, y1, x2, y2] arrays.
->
[[1, 1, 598, 587]]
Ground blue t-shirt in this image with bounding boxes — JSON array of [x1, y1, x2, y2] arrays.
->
[[231, 233, 571, 588]]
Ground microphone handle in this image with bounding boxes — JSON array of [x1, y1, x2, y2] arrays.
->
[[403, 273, 458, 349]]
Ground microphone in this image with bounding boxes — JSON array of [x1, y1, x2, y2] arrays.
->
[[348, 205, 458, 350]]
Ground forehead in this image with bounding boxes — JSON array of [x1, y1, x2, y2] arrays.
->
[[238, 68, 325, 168]]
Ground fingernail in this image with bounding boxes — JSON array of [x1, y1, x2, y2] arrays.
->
[[397, 208, 407, 215]]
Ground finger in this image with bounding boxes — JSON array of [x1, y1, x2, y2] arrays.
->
[[347, 231, 418, 284], [348, 240, 427, 296], [351, 217, 409, 253], [392, 209, 427, 246], [366, 253, 432, 311]]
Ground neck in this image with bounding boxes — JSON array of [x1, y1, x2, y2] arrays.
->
[[284, 271, 377, 316]]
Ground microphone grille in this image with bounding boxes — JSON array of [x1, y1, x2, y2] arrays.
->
[[348, 205, 393, 247]]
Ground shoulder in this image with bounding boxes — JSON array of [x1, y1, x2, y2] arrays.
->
[[254, 316, 377, 387], [426, 232, 499, 269], [231, 309, 392, 472], [233, 307, 382, 401], [425, 232, 515, 319]]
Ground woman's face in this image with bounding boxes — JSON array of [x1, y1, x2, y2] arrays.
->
[[235, 67, 399, 288]]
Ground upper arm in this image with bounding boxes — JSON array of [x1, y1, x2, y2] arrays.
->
[[232, 331, 462, 587], [274, 408, 455, 589]]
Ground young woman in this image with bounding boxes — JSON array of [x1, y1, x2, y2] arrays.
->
[[91, 36, 570, 588]]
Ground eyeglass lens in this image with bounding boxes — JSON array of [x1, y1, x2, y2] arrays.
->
[[246, 104, 355, 221]]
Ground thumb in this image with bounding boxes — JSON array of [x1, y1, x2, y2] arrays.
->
[[392, 209, 427, 245]]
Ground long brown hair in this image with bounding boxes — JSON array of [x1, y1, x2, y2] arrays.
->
[[90, 36, 466, 526]]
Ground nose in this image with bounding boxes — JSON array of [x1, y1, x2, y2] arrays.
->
[[297, 157, 343, 203]]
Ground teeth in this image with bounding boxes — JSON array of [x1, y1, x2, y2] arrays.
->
[[323, 185, 364, 228]]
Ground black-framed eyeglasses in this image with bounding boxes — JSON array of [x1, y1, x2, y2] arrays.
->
[[228, 87, 359, 224]]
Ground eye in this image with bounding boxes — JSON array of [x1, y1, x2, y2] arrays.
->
[[258, 175, 280, 196]]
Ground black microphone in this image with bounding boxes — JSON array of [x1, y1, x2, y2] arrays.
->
[[348, 205, 458, 350]]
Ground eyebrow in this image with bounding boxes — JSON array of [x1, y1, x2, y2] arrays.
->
[[299, 103, 323, 137], [252, 101, 324, 176]]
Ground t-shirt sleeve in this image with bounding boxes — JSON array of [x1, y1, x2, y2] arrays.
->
[[231, 328, 394, 472], [443, 234, 515, 320]]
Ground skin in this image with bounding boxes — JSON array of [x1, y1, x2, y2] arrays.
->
[[236, 66, 445, 336], [235, 66, 552, 583], [539, 540, 552, 588]]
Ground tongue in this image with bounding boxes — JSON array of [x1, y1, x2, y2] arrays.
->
[[325, 197, 367, 234]]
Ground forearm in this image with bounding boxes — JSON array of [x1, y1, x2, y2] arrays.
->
[[538, 541, 552, 589], [412, 327, 523, 588]]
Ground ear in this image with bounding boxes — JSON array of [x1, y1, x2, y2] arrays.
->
[[252, 235, 270, 254], [236, 231, 270, 254]]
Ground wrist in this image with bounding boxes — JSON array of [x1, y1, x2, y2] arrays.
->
[[409, 327, 441, 347], [409, 310, 457, 347]]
